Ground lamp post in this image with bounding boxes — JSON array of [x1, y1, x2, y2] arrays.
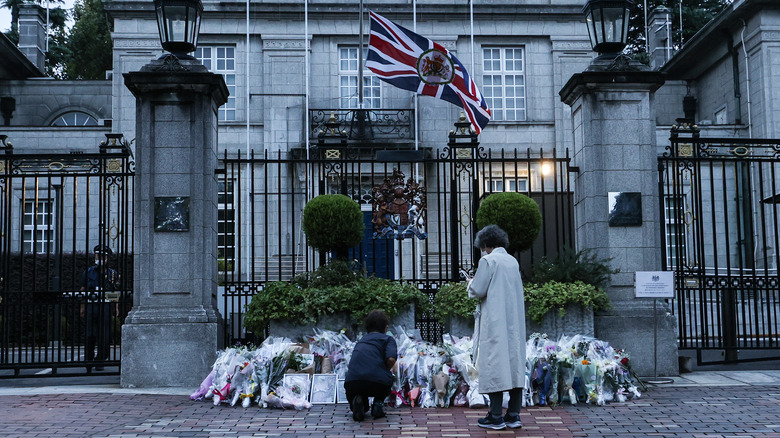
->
[[582, 0, 633, 60], [154, 0, 203, 59]]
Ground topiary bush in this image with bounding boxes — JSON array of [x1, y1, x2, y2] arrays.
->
[[302, 194, 364, 259], [475, 192, 542, 253]]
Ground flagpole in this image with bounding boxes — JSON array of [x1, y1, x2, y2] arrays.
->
[[246, 0, 250, 158], [470, 0, 475, 77], [413, 0, 420, 182], [358, 0, 364, 108], [644, 0, 649, 53], [305, 0, 310, 160]]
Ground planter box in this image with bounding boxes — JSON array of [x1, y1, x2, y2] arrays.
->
[[443, 315, 474, 338], [269, 304, 415, 341], [525, 304, 594, 339]]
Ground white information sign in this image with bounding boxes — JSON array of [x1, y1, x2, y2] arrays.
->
[[635, 271, 675, 298]]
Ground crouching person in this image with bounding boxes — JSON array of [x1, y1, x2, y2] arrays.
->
[[344, 310, 397, 421]]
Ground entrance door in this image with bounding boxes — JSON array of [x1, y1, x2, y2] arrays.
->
[[350, 212, 394, 279]]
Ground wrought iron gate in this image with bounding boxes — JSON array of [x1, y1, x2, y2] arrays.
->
[[660, 125, 780, 364], [217, 141, 575, 346], [0, 135, 134, 377]]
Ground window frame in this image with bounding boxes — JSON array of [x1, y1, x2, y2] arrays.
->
[[338, 46, 381, 109], [481, 46, 527, 122], [196, 46, 237, 121], [22, 198, 56, 254]]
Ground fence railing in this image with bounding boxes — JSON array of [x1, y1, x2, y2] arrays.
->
[[217, 146, 575, 345]]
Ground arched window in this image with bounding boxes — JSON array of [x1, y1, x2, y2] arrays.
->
[[50, 111, 99, 127]]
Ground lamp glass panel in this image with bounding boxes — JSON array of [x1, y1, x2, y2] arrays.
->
[[165, 5, 187, 42], [602, 7, 624, 43], [621, 7, 630, 42], [592, 8, 604, 47], [191, 14, 201, 48], [156, 9, 167, 43], [585, 12, 598, 48]]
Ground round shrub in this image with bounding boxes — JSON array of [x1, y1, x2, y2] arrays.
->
[[475, 192, 542, 253], [302, 194, 364, 256]]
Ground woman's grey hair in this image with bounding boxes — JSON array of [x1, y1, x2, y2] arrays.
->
[[474, 224, 510, 249]]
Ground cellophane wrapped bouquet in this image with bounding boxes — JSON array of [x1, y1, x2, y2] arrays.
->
[[192, 328, 643, 410]]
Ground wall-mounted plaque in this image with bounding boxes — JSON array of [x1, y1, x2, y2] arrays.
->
[[608, 192, 642, 227], [154, 196, 190, 232]]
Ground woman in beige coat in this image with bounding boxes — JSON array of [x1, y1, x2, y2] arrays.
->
[[467, 225, 526, 430]]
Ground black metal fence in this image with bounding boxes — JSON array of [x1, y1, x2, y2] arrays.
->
[[217, 142, 575, 345], [660, 125, 780, 364], [0, 135, 134, 377]]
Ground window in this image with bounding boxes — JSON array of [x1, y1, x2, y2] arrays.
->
[[218, 179, 235, 264], [23, 199, 54, 253], [51, 111, 99, 126], [485, 177, 528, 193], [664, 196, 686, 269], [339, 47, 381, 109], [196, 46, 236, 121], [482, 47, 526, 121]]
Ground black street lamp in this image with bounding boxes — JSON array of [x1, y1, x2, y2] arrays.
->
[[583, 0, 633, 59], [154, 0, 203, 58]]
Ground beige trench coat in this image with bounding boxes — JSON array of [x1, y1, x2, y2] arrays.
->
[[468, 247, 526, 394]]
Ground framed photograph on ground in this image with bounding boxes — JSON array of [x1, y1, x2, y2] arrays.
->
[[310, 374, 338, 404], [283, 374, 312, 401], [337, 378, 348, 404]]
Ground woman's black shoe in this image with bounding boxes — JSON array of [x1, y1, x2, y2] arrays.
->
[[371, 401, 386, 419], [352, 395, 365, 421]]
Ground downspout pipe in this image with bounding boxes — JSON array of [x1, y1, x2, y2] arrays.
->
[[724, 30, 742, 125]]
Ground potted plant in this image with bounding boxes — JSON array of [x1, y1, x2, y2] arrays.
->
[[433, 282, 479, 337], [302, 194, 364, 260], [243, 260, 432, 340], [525, 247, 617, 338]]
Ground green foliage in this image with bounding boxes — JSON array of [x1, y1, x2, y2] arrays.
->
[[626, 0, 730, 53], [243, 264, 432, 334], [475, 192, 542, 253], [290, 259, 364, 289], [530, 247, 618, 289], [524, 281, 611, 325], [302, 194, 364, 258], [65, 0, 112, 79], [433, 282, 479, 324]]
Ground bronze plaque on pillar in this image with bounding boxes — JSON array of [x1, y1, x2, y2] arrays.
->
[[154, 196, 190, 231]]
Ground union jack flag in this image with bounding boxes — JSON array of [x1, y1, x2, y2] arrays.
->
[[366, 11, 491, 134]]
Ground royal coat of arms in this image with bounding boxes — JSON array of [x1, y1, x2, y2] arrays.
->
[[372, 169, 427, 239]]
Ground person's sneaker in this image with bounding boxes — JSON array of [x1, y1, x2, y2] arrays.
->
[[477, 414, 506, 430], [352, 395, 365, 421], [504, 413, 523, 429], [371, 401, 386, 419]]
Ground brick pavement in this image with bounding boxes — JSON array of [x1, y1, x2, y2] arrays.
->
[[1, 385, 779, 437]]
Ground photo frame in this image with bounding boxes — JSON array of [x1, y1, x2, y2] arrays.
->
[[310, 374, 338, 404], [282, 373, 312, 401], [337, 378, 348, 404]]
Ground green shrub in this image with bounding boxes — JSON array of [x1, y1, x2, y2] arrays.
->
[[475, 192, 542, 253], [530, 247, 618, 288], [290, 259, 364, 289], [433, 282, 479, 324], [243, 274, 432, 335], [524, 280, 611, 324], [302, 194, 364, 258]]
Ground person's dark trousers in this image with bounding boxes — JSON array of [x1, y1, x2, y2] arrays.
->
[[488, 388, 522, 416], [344, 380, 391, 413], [85, 302, 112, 361]]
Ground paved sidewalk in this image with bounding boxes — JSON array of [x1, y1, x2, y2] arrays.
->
[[1, 371, 779, 437]]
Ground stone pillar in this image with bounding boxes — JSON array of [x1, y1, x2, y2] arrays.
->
[[121, 55, 228, 388], [648, 6, 673, 70], [560, 60, 679, 376]]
